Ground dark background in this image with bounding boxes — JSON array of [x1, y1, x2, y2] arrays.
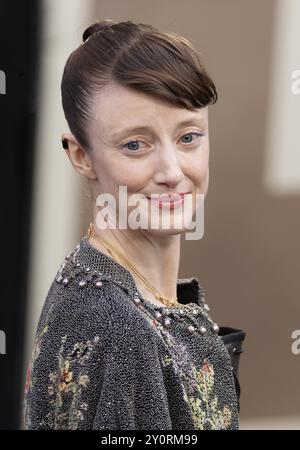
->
[[0, 0, 40, 429]]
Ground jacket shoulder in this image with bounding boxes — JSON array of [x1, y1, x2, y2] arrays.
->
[[35, 273, 154, 347]]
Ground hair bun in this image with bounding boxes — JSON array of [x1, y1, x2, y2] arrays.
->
[[82, 20, 117, 42]]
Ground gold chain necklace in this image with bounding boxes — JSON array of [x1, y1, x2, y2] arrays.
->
[[87, 222, 180, 308]]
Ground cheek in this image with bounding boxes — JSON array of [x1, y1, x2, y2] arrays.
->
[[114, 165, 152, 194], [95, 152, 152, 191], [115, 165, 148, 187], [184, 151, 209, 186]]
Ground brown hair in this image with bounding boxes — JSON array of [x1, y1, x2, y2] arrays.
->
[[61, 19, 217, 152]]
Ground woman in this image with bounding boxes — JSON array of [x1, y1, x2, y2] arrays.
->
[[23, 19, 245, 430]]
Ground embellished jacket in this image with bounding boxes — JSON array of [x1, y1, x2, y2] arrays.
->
[[23, 235, 246, 430]]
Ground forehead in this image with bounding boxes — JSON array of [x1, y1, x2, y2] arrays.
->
[[91, 82, 208, 135]]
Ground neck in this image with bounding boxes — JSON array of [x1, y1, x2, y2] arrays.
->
[[89, 220, 181, 301]]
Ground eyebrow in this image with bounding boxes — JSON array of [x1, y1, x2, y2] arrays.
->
[[111, 118, 207, 140]]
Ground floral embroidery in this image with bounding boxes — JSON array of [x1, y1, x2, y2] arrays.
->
[[163, 349, 232, 429], [45, 334, 100, 429], [186, 359, 232, 429], [144, 313, 233, 430], [23, 306, 101, 430]]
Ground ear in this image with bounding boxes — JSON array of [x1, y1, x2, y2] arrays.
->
[[61, 132, 97, 181]]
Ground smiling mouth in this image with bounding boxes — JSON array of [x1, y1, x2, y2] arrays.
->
[[145, 192, 191, 209], [146, 192, 191, 201]]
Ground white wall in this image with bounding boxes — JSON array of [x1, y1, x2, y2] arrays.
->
[[263, 0, 300, 195]]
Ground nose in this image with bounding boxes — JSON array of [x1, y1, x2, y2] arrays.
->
[[152, 145, 185, 188]]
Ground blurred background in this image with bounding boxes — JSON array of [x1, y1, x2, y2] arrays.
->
[[0, 0, 299, 430]]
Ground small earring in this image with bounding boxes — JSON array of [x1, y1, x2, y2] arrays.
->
[[62, 139, 68, 149]]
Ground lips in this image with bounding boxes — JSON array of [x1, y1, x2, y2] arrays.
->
[[146, 192, 190, 201], [145, 192, 191, 210]]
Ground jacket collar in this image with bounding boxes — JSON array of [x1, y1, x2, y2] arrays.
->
[[76, 235, 205, 307]]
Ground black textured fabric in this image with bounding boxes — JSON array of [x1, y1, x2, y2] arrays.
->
[[23, 235, 245, 430]]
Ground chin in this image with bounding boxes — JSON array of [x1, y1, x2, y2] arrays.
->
[[144, 226, 189, 237]]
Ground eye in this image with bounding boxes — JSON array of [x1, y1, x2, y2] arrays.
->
[[120, 131, 205, 153], [121, 140, 147, 152], [179, 132, 205, 145]]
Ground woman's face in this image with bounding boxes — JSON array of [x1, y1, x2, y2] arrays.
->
[[87, 81, 210, 236]]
